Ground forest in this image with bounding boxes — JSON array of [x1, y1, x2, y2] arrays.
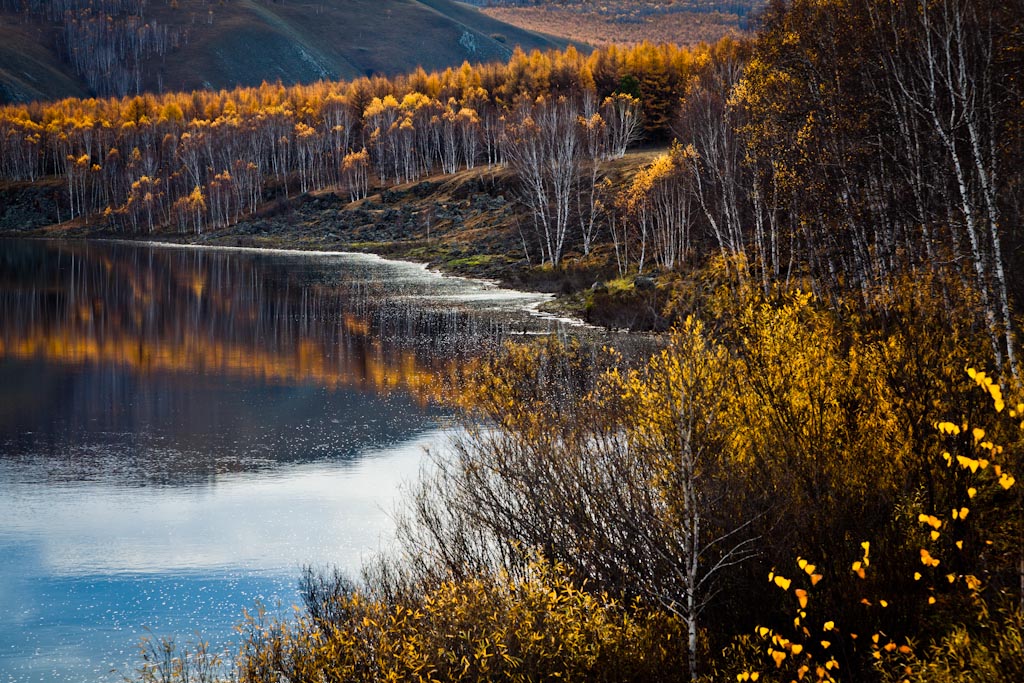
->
[[4, 0, 1023, 679]]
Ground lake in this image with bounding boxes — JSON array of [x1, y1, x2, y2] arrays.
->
[[0, 239, 570, 682]]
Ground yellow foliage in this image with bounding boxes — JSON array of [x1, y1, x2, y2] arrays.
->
[[236, 557, 683, 683]]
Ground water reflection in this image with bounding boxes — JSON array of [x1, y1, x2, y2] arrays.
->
[[0, 239, 559, 682], [0, 240, 557, 486], [0, 240, 548, 404]]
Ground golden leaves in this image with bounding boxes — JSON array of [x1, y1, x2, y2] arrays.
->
[[967, 367, 1005, 412]]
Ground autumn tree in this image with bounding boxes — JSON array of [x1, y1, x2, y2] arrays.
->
[[341, 149, 369, 202], [503, 96, 583, 267], [619, 318, 760, 680], [734, 0, 1022, 369], [621, 145, 692, 271]]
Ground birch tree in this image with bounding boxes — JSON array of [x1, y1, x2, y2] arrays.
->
[[503, 96, 582, 266]]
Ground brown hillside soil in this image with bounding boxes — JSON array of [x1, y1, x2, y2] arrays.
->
[[480, 6, 745, 47], [1, 150, 673, 330]]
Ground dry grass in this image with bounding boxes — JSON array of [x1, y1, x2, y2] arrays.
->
[[480, 5, 748, 47]]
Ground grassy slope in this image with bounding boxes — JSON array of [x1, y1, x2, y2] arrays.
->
[[480, 5, 744, 48], [0, 0, 567, 102]]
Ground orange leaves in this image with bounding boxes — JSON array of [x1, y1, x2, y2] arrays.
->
[[797, 557, 821, 585], [851, 541, 871, 579], [919, 549, 940, 568], [760, 558, 844, 680], [967, 367, 1005, 413], [955, 454, 987, 473]]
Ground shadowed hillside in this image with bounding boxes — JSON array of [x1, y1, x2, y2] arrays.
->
[[0, 0, 569, 103]]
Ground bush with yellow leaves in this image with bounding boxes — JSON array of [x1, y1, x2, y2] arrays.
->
[[234, 557, 687, 683]]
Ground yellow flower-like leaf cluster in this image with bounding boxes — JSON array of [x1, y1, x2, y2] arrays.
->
[[967, 367, 1005, 412]]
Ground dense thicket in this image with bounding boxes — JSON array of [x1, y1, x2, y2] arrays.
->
[[386, 272, 1022, 682]]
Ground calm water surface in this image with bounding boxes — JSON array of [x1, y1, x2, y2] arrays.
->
[[0, 239, 566, 682]]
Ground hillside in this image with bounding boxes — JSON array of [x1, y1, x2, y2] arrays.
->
[[0, 0, 569, 103], [475, 0, 760, 47]]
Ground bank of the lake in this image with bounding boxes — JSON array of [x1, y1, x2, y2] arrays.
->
[[0, 154, 674, 331]]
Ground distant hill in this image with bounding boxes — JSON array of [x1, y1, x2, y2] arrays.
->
[[471, 0, 760, 48], [0, 0, 569, 104]]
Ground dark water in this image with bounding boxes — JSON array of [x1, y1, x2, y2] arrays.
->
[[0, 239, 566, 682]]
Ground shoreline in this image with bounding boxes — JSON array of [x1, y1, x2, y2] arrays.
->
[[8, 233, 603, 328], [1, 161, 673, 331]]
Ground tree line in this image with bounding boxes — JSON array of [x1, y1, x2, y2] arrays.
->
[[0, 41, 689, 234], [614, 0, 1021, 378]]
